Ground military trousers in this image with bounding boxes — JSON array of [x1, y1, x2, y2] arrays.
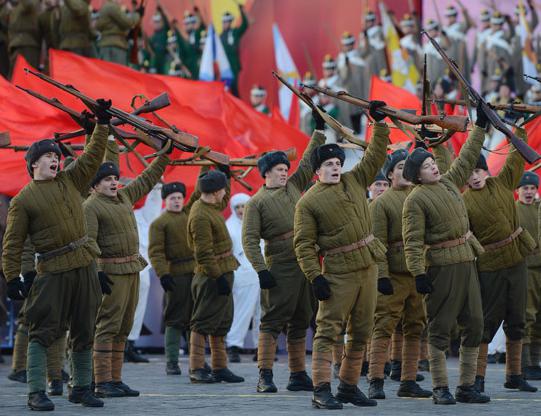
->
[[62, 46, 96, 58], [525, 266, 541, 345], [478, 261, 527, 342], [99, 46, 127, 65], [190, 272, 234, 336], [25, 261, 101, 351], [260, 260, 314, 341], [371, 272, 426, 340], [94, 273, 139, 345], [313, 264, 377, 353], [164, 273, 193, 330], [425, 261, 483, 351]]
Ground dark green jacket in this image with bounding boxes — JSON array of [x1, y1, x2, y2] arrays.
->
[[403, 126, 486, 277], [517, 200, 541, 268], [242, 130, 325, 272], [2, 124, 108, 281], [58, 0, 94, 50], [39, 6, 60, 49], [220, 6, 248, 75], [370, 186, 411, 277], [8, 0, 40, 51], [84, 154, 169, 275], [96, 0, 139, 50], [178, 23, 206, 79], [294, 123, 389, 281]]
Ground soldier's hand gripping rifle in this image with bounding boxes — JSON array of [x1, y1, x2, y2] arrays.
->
[[422, 31, 541, 163], [302, 84, 470, 132], [24, 68, 230, 165]]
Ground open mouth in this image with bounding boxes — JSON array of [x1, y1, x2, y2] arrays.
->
[[50, 164, 58, 172]]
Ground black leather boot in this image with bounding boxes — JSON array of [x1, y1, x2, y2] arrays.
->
[[94, 381, 125, 398], [28, 391, 54, 411], [287, 371, 313, 391], [432, 386, 456, 405], [397, 380, 432, 398], [212, 368, 244, 383], [124, 340, 149, 363], [8, 369, 27, 383], [48, 379, 63, 396], [336, 381, 377, 407], [312, 382, 343, 409], [189, 368, 216, 383], [418, 359, 430, 372], [474, 375, 485, 392], [504, 374, 538, 392], [112, 381, 140, 397], [455, 384, 491, 403], [368, 378, 385, 399], [227, 346, 241, 363], [257, 369, 277, 393], [166, 362, 181, 375], [389, 360, 401, 381], [523, 366, 541, 380], [69, 386, 104, 407]]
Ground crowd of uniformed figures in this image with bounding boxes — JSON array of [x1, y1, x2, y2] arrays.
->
[[2, 89, 541, 410]]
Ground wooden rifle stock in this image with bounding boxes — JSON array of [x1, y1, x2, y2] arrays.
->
[[170, 148, 297, 167], [302, 84, 470, 132], [431, 97, 541, 114]]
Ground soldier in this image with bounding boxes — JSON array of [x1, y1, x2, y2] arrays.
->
[[402, 105, 490, 405], [399, 14, 422, 70], [187, 168, 244, 384], [7, 0, 40, 75], [299, 72, 319, 136], [250, 85, 270, 115], [294, 101, 390, 409], [511, 1, 538, 97], [483, 12, 512, 94], [96, 0, 141, 65], [85, 143, 171, 398], [367, 148, 431, 400], [474, 9, 493, 93], [58, 0, 97, 58], [220, 4, 248, 96], [423, 20, 450, 86], [178, 7, 205, 80], [337, 31, 368, 134], [464, 141, 538, 394], [368, 170, 389, 201], [148, 179, 200, 375], [443, 3, 473, 82], [359, 10, 387, 86], [38, 0, 60, 71], [242, 111, 326, 394], [2, 100, 112, 410], [148, 7, 169, 74], [516, 171, 541, 380]]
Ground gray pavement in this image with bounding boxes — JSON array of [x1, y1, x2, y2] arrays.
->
[[1, 354, 541, 415]]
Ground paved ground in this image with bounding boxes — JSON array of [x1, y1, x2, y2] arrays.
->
[[1, 354, 541, 415]]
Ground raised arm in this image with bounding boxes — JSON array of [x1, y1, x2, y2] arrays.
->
[[294, 201, 321, 282], [497, 128, 526, 190], [1, 199, 29, 281], [433, 142, 453, 174], [442, 125, 485, 188], [288, 129, 326, 192], [65, 124, 108, 195], [402, 196, 427, 277], [104, 136, 119, 165], [242, 200, 266, 272], [351, 122, 390, 187], [122, 153, 169, 204], [148, 220, 168, 277], [236, 5, 249, 37]]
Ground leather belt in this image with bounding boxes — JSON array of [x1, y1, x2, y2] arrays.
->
[[97, 254, 140, 264], [214, 250, 232, 260], [322, 234, 375, 257], [170, 256, 194, 265], [267, 230, 294, 243], [482, 227, 523, 252], [36, 236, 89, 262], [430, 231, 472, 250]]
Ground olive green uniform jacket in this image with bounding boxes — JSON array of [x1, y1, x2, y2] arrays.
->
[[58, 0, 96, 55], [96, 0, 140, 50], [7, 0, 40, 69]]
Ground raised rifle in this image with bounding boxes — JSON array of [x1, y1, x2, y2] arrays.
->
[[303, 83, 470, 132], [422, 30, 541, 163], [430, 97, 541, 114], [24, 68, 229, 165], [525, 74, 541, 83]]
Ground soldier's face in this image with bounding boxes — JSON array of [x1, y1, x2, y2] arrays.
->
[[32, 152, 59, 180], [518, 184, 538, 205], [389, 161, 411, 188], [369, 180, 389, 199], [317, 158, 342, 184], [165, 192, 184, 212], [341, 43, 354, 53], [365, 19, 375, 29], [467, 168, 489, 190], [265, 164, 289, 188], [418, 157, 441, 184], [94, 175, 119, 197], [322, 68, 335, 79], [447, 15, 457, 25], [222, 21, 232, 31]]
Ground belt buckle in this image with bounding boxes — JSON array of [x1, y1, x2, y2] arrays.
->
[[68, 242, 76, 250]]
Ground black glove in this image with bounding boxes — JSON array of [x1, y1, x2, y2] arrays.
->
[[216, 274, 231, 296], [217, 164, 231, 178], [160, 274, 176, 292], [475, 103, 488, 129], [81, 110, 95, 135], [7, 278, 27, 300], [312, 275, 331, 301], [23, 271, 37, 294], [369, 100, 387, 122], [312, 107, 326, 131], [94, 98, 112, 125], [415, 274, 433, 294], [377, 277, 394, 295], [257, 270, 277, 289], [420, 125, 438, 140], [98, 271, 114, 295]]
